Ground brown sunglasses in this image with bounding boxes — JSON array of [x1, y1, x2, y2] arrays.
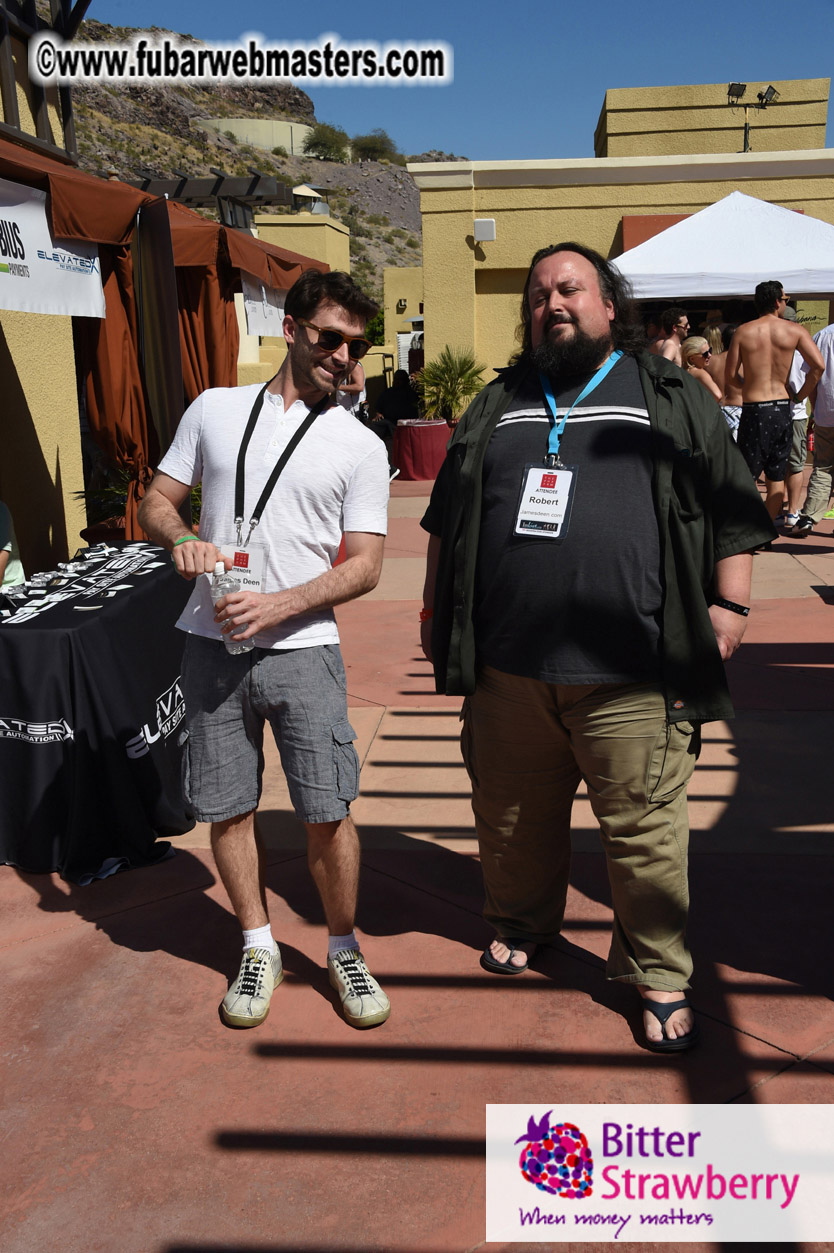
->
[[296, 318, 371, 360]]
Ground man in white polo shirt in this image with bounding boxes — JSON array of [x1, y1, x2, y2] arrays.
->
[[138, 270, 390, 1030]]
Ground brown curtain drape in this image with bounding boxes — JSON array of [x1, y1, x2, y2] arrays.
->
[[166, 199, 328, 404], [0, 144, 327, 543], [176, 259, 240, 403], [74, 246, 158, 539], [0, 136, 150, 245]]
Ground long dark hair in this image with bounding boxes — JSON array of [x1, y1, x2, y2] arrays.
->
[[514, 242, 645, 361]]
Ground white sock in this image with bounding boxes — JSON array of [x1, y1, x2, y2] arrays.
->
[[242, 924, 275, 953], [328, 931, 358, 959]]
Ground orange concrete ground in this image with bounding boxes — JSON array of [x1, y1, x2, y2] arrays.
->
[[2, 478, 834, 1253]]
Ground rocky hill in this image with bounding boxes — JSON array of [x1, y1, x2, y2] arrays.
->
[[70, 18, 454, 296]]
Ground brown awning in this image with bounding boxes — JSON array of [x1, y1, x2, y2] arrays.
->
[[0, 135, 151, 245], [1, 134, 328, 544], [0, 135, 330, 280], [165, 200, 328, 288]]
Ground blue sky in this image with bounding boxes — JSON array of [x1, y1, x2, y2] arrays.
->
[[92, 0, 832, 160]]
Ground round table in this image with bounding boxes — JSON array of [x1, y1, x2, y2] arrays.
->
[[392, 420, 450, 481]]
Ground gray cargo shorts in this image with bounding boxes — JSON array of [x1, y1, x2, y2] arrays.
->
[[180, 635, 359, 825]]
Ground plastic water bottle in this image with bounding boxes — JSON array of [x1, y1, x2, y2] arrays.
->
[[210, 562, 254, 655]]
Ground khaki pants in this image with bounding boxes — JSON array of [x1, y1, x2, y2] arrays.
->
[[462, 666, 696, 990], [802, 424, 834, 522]]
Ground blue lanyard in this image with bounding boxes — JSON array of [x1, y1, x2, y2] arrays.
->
[[539, 350, 623, 461]]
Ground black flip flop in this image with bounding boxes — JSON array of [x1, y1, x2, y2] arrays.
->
[[480, 939, 532, 976], [640, 996, 700, 1052]]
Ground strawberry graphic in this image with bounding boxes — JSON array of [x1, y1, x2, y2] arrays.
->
[[516, 1115, 594, 1198]]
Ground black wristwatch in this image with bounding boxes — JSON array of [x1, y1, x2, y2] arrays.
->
[[711, 597, 750, 617]]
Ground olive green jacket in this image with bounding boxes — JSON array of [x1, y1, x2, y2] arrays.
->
[[421, 351, 775, 724]]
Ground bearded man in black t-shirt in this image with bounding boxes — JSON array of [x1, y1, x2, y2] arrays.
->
[[420, 243, 774, 1053]]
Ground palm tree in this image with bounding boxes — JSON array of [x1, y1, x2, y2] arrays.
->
[[417, 346, 486, 425]]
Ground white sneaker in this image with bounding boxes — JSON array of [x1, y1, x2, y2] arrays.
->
[[327, 948, 391, 1028], [221, 946, 283, 1028]]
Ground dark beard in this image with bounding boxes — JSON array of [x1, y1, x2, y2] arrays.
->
[[530, 327, 614, 383]]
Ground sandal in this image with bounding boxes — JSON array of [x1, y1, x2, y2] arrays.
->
[[479, 938, 534, 976], [640, 996, 699, 1053]]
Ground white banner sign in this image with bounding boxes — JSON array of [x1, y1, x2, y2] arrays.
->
[[0, 175, 104, 317], [486, 1104, 834, 1243], [241, 269, 285, 337]]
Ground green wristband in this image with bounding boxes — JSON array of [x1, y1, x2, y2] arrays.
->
[[172, 535, 199, 548]]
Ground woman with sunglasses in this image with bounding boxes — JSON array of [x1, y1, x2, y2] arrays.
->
[[681, 336, 722, 402]]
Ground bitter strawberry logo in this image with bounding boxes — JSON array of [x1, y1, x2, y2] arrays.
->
[[516, 1112, 594, 1198], [233, 551, 249, 569], [541, 473, 557, 489]]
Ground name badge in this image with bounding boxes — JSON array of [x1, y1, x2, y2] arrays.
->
[[514, 464, 578, 541], [218, 542, 269, 592]]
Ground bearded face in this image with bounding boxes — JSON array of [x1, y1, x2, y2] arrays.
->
[[527, 252, 616, 380], [531, 327, 614, 381]]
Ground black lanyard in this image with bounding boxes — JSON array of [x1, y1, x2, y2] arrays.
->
[[234, 384, 332, 546]]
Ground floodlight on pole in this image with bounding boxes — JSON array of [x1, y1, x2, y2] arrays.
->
[[727, 81, 780, 152], [757, 85, 780, 106]]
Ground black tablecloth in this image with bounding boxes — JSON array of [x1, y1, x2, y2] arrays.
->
[[0, 543, 195, 882]]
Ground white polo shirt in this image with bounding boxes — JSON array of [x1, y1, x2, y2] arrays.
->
[[158, 384, 389, 649]]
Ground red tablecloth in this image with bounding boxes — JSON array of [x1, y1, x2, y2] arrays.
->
[[393, 421, 450, 481]]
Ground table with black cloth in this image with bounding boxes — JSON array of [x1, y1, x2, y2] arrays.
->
[[392, 419, 450, 481], [0, 542, 195, 883]]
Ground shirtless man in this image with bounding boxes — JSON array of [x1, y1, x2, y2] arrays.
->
[[649, 307, 690, 366], [727, 281, 824, 520]]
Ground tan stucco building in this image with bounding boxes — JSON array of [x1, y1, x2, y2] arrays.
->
[[1, 45, 87, 572], [595, 78, 829, 158], [410, 78, 834, 369], [383, 265, 423, 339]]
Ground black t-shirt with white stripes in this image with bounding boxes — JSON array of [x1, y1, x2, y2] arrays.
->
[[475, 354, 662, 684]]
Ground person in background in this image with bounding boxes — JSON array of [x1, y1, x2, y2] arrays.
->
[[792, 319, 834, 536], [706, 324, 743, 440], [644, 317, 661, 349], [681, 337, 723, 402], [0, 500, 25, 587], [700, 308, 726, 335], [375, 369, 419, 426], [336, 359, 366, 417], [704, 324, 724, 357], [780, 345, 813, 531], [650, 307, 690, 366], [373, 369, 420, 481], [727, 281, 824, 522]]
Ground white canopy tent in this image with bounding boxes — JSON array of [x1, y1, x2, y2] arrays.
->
[[613, 191, 834, 300]]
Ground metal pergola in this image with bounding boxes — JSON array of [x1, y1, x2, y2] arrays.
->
[[124, 168, 292, 229]]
